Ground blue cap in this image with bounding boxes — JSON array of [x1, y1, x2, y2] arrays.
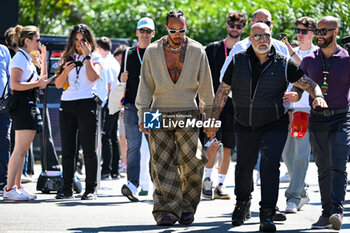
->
[[137, 17, 155, 31]]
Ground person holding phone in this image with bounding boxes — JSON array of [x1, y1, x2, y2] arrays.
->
[[3, 25, 50, 201], [54, 24, 102, 200]]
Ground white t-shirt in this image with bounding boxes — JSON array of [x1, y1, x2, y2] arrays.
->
[[96, 53, 120, 107], [9, 48, 38, 83], [288, 44, 318, 113], [61, 51, 102, 101]]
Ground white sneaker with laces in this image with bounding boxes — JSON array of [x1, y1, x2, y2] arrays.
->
[[19, 186, 37, 200], [3, 186, 29, 201], [285, 202, 297, 213], [297, 196, 310, 211], [280, 172, 291, 183]]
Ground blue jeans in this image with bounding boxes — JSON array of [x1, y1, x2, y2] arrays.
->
[[282, 132, 311, 205], [309, 112, 350, 216], [124, 103, 142, 187], [0, 112, 11, 188]]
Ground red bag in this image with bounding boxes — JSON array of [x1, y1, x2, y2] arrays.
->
[[289, 111, 309, 139]]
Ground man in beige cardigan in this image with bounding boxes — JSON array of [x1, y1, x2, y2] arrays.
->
[[136, 10, 214, 226]]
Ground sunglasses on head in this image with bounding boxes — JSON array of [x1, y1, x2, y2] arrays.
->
[[252, 33, 271, 41], [228, 23, 244, 30], [314, 28, 336, 36], [295, 28, 312, 35], [256, 20, 272, 27], [167, 26, 186, 34], [138, 28, 153, 34], [73, 25, 88, 32]]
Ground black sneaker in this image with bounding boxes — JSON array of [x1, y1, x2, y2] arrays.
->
[[101, 173, 110, 180], [81, 192, 97, 200], [311, 215, 331, 229], [232, 199, 251, 226], [56, 192, 73, 200]]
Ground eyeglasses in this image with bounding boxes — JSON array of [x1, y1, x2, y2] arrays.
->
[[166, 26, 186, 34], [252, 33, 271, 41], [35, 39, 41, 43], [228, 23, 244, 30], [295, 28, 312, 35], [73, 25, 88, 32], [256, 20, 272, 27], [138, 28, 153, 34], [314, 28, 336, 36]]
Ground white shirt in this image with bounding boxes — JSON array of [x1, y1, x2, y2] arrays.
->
[[61, 51, 102, 101], [288, 44, 318, 113], [96, 53, 120, 107], [10, 48, 38, 83]]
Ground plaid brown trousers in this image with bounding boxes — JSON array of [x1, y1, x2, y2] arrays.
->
[[149, 125, 208, 222]]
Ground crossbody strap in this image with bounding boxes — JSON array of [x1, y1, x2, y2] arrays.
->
[[1, 77, 9, 99], [18, 49, 35, 82]]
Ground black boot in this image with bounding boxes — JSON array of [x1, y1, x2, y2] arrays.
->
[[232, 199, 251, 226], [259, 207, 276, 232]]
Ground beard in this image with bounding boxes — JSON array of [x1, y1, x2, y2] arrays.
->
[[227, 29, 241, 39], [317, 35, 333, 48], [252, 42, 271, 54], [168, 35, 183, 46]]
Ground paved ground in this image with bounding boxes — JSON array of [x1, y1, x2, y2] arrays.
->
[[1, 162, 349, 233]]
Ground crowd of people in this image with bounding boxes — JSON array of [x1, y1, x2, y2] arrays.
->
[[0, 7, 349, 232]]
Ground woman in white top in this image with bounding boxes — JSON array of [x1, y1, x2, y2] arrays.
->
[[3, 25, 50, 201], [55, 24, 102, 200]]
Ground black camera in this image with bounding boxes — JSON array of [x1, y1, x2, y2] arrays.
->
[[67, 56, 83, 67], [341, 36, 350, 55]]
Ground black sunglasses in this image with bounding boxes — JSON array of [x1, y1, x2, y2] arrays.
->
[[256, 20, 272, 27], [35, 39, 41, 43], [228, 23, 244, 30], [73, 25, 88, 32], [314, 28, 336, 36], [295, 28, 312, 35], [252, 33, 271, 41], [167, 26, 186, 34], [139, 28, 153, 34]]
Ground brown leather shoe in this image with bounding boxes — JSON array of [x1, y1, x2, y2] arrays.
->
[[156, 216, 176, 226], [179, 212, 194, 225]]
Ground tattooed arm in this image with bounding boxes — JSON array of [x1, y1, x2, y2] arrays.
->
[[292, 74, 328, 108], [212, 82, 231, 120], [205, 82, 231, 139]]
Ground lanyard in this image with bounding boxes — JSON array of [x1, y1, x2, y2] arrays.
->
[[224, 39, 228, 59], [136, 45, 143, 65], [320, 55, 335, 96]]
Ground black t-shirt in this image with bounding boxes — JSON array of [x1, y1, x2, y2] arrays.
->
[[205, 40, 231, 93], [223, 45, 304, 99], [118, 46, 145, 105]]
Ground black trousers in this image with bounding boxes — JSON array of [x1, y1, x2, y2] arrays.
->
[[101, 106, 120, 175], [234, 114, 288, 208], [309, 112, 350, 217], [59, 98, 98, 194]]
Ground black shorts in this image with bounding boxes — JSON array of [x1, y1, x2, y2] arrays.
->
[[216, 99, 235, 149], [10, 89, 39, 130]]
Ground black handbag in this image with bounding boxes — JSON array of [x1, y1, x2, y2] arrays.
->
[[0, 78, 17, 113]]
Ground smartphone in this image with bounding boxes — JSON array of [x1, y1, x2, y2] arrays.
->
[[279, 33, 288, 41], [47, 75, 56, 82]]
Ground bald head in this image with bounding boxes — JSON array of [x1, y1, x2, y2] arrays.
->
[[250, 22, 271, 34], [252, 9, 272, 22], [318, 16, 339, 29]]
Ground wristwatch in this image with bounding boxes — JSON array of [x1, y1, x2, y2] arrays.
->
[[315, 95, 324, 99], [85, 55, 91, 60]]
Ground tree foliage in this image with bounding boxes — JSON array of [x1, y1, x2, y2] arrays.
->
[[19, 0, 350, 46]]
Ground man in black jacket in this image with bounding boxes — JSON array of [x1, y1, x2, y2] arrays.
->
[[206, 22, 327, 232]]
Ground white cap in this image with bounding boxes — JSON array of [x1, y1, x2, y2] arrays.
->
[[137, 17, 155, 31]]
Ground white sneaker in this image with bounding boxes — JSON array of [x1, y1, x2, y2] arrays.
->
[[280, 172, 291, 183], [19, 186, 37, 200], [21, 175, 32, 183], [285, 202, 297, 213], [255, 171, 261, 186], [297, 196, 310, 211], [3, 186, 29, 201]]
